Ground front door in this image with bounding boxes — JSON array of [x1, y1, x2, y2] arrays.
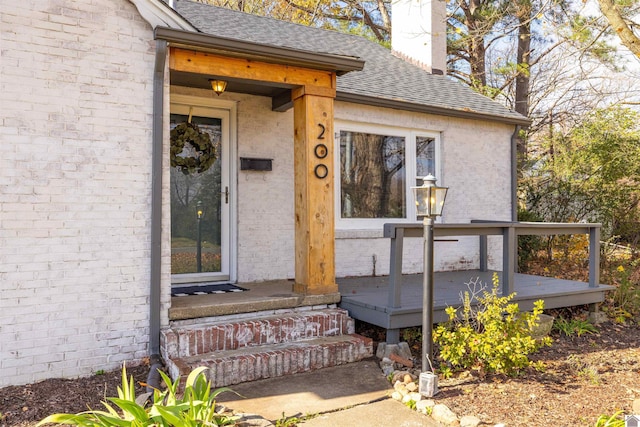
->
[[170, 99, 233, 284]]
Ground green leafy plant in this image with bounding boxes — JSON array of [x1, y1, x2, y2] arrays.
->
[[274, 412, 316, 427], [275, 413, 300, 427], [611, 263, 640, 318], [593, 411, 625, 427], [38, 365, 238, 426], [437, 365, 453, 379], [604, 306, 633, 324], [404, 400, 417, 410], [553, 317, 598, 336], [433, 274, 551, 376], [567, 355, 600, 385]]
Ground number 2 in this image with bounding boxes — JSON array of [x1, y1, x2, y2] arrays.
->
[[317, 123, 325, 139]]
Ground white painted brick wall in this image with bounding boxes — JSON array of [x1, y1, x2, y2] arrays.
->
[[0, 0, 155, 386], [235, 94, 295, 282]]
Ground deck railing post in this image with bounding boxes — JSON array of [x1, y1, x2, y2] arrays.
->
[[502, 225, 515, 296], [589, 225, 600, 288], [479, 234, 488, 272], [388, 227, 405, 308]]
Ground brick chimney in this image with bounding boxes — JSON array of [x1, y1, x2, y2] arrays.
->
[[391, 0, 447, 75]]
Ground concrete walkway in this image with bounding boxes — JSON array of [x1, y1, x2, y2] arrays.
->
[[215, 359, 440, 426]]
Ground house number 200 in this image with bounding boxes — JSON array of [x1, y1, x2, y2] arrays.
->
[[314, 123, 328, 179]]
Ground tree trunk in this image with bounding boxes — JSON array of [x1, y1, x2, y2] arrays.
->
[[596, 0, 640, 60], [515, 1, 532, 161]]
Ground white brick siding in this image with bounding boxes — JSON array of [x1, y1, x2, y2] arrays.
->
[[0, 0, 155, 386], [235, 94, 295, 282]]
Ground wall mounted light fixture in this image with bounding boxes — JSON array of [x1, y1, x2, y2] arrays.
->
[[209, 79, 227, 96]]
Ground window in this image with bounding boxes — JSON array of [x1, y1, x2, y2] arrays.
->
[[336, 122, 441, 228]]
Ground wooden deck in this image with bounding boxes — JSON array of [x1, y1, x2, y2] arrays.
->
[[338, 270, 614, 342], [337, 221, 615, 343]]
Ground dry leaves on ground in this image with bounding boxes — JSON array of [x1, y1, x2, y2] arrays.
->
[[1, 323, 639, 426]]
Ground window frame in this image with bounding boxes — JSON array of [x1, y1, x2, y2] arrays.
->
[[334, 120, 442, 230]]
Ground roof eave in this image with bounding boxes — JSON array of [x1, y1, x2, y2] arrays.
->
[[336, 92, 531, 127], [154, 27, 365, 75]]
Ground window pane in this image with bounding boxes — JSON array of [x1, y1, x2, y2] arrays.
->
[[416, 136, 435, 185], [340, 130, 406, 218]]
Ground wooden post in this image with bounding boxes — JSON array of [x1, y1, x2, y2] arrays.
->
[[589, 225, 600, 288], [292, 88, 337, 295], [479, 234, 488, 272], [502, 225, 515, 296], [388, 227, 404, 308]]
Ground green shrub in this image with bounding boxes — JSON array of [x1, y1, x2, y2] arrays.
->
[[553, 317, 598, 336], [611, 263, 640, 318], [593, 411, 625, 427], [433, 274, 551, 376], [38, 365, 238, 426]]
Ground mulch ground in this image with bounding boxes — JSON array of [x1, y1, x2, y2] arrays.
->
[[1, 320, 639, 426]]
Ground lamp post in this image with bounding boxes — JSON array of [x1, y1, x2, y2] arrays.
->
[[196, 201, 204, 273], [411, 174, 447, 391]]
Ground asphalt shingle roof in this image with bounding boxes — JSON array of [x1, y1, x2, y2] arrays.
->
[[173, 0, 528, 125]]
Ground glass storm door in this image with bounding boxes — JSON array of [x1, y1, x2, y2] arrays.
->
[[170, 105, 231, 284]]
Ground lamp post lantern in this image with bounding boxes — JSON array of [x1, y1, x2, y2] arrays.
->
[[411, 174, 447, 396], [196, 201, 204, 273]]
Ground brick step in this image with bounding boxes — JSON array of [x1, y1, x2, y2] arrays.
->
[[161, 308, 354, 358], [166, 334, 373, 387]]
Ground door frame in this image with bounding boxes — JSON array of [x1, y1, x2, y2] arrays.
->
[[169, 94, 238, 284]]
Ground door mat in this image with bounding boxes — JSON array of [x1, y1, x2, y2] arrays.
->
[[171, 283, 248, 297]]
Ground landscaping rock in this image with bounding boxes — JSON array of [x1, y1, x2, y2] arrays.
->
[[391, 391, 403, 401], [393, 381, 409, 396], [380, 357, 395, 376], [408, 392, 422, 402], [587, 311, 608, 325], [633, 398, 640, 413], [390, 352, 414, 368], [406, 381, 418, 392], [235, 413, 274, 427], [530, 313, 554, 338], [432, 404, 459, 426], [391, 370, 413, 384], [415, 399, 435, 414], [402, 394, 415, 404], [376, 342, 413, 363], [460, 415, 481, 427]]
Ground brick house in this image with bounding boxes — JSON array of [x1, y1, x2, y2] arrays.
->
[[0, 0, 529, 387]]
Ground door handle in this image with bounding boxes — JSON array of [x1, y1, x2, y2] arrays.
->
[[222, 186, 229, 204]]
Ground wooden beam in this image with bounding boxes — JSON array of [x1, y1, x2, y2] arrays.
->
[[169, 47, 336, 89], [271, 90, 292, 112], [293, 93, 337, 295]]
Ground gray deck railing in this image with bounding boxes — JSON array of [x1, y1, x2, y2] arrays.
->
[[382, 221, 601, 310]]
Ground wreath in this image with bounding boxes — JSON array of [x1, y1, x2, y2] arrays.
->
[[170, 122, 217, 175]]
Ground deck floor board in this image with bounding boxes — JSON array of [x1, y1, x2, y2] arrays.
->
[[337, 270, 614, 330]]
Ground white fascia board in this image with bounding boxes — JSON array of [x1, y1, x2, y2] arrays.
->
[[129, 0, 196, 31]]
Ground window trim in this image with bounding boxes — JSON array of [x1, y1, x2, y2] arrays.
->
[[334, 120, 442, 230]]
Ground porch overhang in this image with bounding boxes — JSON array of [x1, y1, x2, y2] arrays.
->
[[154, 27, 365, 76], [161, 29, 349, 298]]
